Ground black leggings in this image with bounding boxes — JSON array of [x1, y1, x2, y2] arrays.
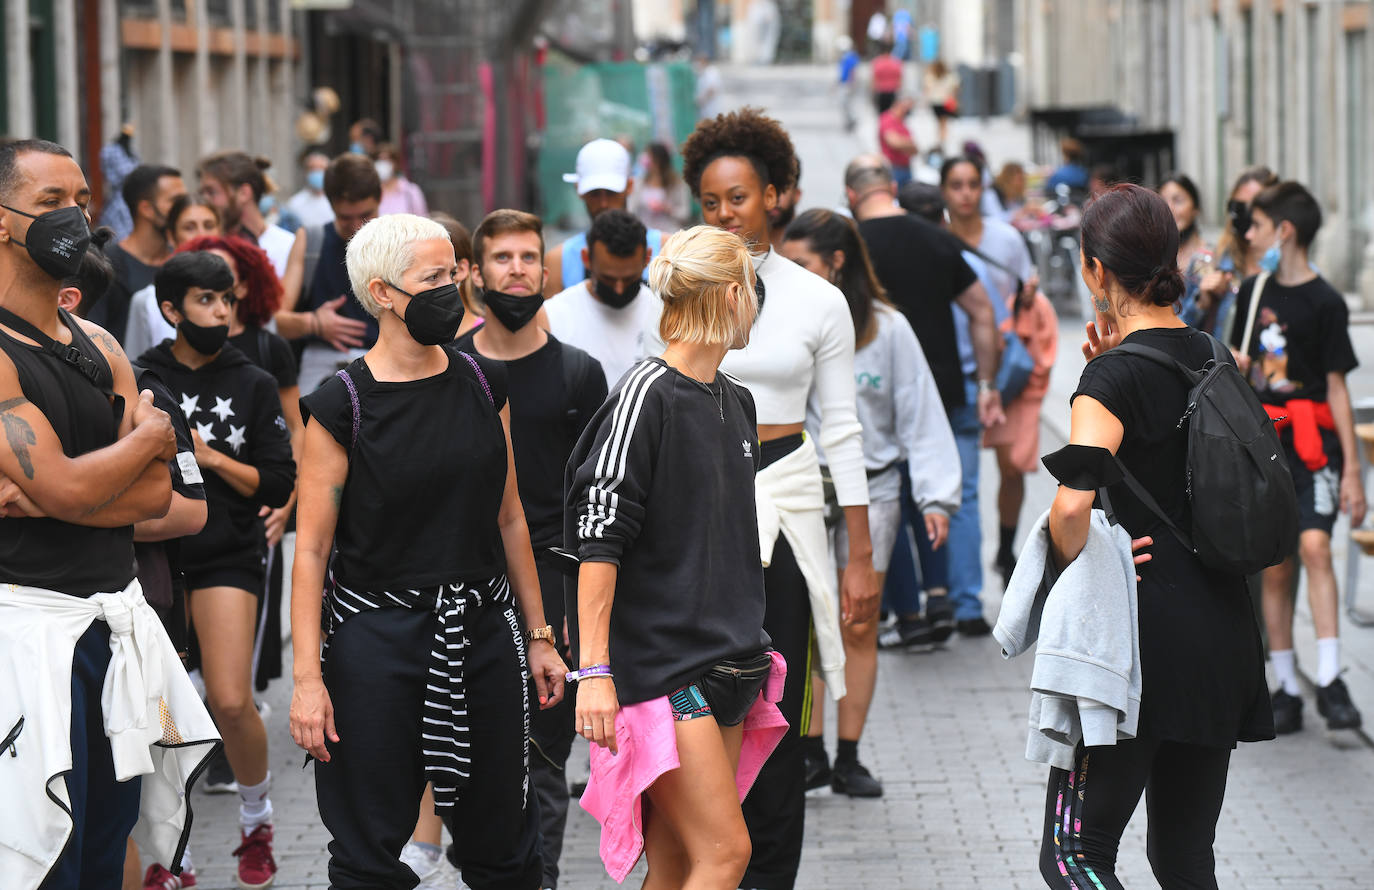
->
[[740, 533, 813, 890], [1040, 738, 1232, 890]]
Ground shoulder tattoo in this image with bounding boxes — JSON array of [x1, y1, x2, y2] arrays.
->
[[88, 328, 124, 358], [0, 397, 36, 480]]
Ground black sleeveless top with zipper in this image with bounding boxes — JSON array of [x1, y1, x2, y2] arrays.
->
[[0, 307, 136, 596]]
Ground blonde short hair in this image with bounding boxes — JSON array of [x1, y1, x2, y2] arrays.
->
[[345, 213, 452, 316], [651, 226, 757, 346]]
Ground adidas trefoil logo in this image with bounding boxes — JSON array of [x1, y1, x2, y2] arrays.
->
[[743, 440, 753, 458]]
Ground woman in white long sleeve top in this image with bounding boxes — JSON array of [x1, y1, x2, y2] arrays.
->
[[677, 108, 879, 888], [781, 208, 960, 798]]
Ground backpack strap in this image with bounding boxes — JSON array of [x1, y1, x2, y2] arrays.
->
[[456, 350, 495, 407], [1238, 272, 1268, 359], [1100, 457, 1195, 556], [334, 368, 360, 451]]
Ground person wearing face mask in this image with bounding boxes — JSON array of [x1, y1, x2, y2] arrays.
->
[[285, 150, 336, 230], [277, 154, 380, 394], [0, 140, 219, 890], [87, 164, 185, 345], [1227, 181, 1366, 736], [545, 209, 657, 388], [543, 139, 665, 297], [454, 209, 605, 890], [136, 250, 296, 890], [290, 213, 565, 890], [374, 143, 429, 217]]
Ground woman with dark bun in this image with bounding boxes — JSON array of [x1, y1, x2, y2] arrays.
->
[[1037, 184, 1273, 889], [677, 107, 877, 889]]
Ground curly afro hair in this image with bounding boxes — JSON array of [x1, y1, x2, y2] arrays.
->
[[680, 107, 799, 199]]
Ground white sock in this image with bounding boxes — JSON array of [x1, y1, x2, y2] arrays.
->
[[1271, 649, 1301, 695], [1316, 637, 1341, 687], [238, 772, 273, 831]]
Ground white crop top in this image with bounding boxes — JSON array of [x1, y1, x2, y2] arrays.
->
[[724, 251, 869, 506]]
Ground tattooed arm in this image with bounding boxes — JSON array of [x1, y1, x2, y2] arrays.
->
[[0, 348, 173, 524]]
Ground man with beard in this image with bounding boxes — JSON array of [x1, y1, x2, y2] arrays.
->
[[542, 139, 663, 297], [456, 210, 606, 890], [197, 150, 299, 278], [545, 209, 656, 388], [88, 164, 184, 344]]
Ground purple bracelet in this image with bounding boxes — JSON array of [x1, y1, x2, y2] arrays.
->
[[566, 664, 613, 682]]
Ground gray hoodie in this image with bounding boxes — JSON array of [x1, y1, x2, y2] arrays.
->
[[993, 508, 1141, 770]]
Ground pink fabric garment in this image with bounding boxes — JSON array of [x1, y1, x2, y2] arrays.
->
[[579, 651, 789, 883]]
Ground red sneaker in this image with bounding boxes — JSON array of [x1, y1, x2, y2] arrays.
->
[[232, 824, 277, 889], [143, 863, 197, 889]]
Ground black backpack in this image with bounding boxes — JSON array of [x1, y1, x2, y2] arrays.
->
[[1101, 335, 1298, 575]]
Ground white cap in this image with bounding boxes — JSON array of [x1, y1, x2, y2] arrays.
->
[[562, 139, 632, 196]]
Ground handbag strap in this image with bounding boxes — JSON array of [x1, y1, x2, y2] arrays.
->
[[1238, 271, 1268, 359], [964, 243, 1025, 303]]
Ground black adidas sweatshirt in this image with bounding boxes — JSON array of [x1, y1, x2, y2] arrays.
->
[[138, 342, 296, 576], [564, 357, 771, 705]]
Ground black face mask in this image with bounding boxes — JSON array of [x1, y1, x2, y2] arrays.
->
[[179, 318, 230, 356], [593, 277, 642, 309], [483, 287, 542, 332], [1227, 200, 1251, 239], [2, 204, 91, 280], [390, 282, 465, 345]]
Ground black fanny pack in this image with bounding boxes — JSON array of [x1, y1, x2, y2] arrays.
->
[[699, 650, 773, 727]]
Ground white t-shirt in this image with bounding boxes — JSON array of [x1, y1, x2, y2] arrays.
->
[[976, 218, 1034, 303], [257, 223, 296, 279], [285, 189, 334, 230], [545, 280, 659, 390]]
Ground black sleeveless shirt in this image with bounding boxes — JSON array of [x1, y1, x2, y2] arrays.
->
[[0, 309, 136, 596]]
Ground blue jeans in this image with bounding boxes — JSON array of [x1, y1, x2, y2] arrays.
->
[[882, 465, 948, 617], [946, 380, 984, 620]]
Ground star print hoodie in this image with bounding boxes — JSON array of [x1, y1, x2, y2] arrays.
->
[[138, 341, 296, 578]]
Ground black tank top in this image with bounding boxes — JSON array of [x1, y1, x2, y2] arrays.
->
[[0, 308, 136, 596]]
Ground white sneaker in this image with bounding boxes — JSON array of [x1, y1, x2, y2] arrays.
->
[[399, 841, 464, 890]]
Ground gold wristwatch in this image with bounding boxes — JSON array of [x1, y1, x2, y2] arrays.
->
[[526, 624, 555, 645]]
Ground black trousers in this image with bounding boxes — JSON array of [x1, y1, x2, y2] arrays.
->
[[1040, 738, 1232, 890], [741, 534, 812, 890], [528, 560, 574, 889], [316, 604, 542, 890], [40, 622, 142, 890]]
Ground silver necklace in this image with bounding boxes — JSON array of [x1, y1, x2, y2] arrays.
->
[[665, 349, 724, 422]]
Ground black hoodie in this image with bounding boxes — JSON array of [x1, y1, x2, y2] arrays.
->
[[138, 341, 296, 576]]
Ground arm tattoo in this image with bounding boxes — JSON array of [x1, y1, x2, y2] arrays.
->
[[88, 328, 124, 358], [330, 485, 343, 509], [83, 475, 137, 517], [0, 397, 36, 480]]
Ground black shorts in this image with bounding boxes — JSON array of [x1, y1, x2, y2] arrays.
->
[[184, 563, 267, 598], [933, 105, 958, 120], [1285, 428, 1343, 535]]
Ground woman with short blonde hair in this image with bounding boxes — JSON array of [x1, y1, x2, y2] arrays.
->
[[289, 212, 565, 889], [568, 225, 779, 889]]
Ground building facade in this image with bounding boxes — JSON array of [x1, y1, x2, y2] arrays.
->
[[1021, 0, 1374, 303]]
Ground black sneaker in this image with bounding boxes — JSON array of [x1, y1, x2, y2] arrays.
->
[[803, 745, 832, 791], [878, 616, 935, 650], [1316, 677, 1363, 731], [830, 759, 883, 798], [926, 596, 955, 643], [1270, 688, 1303, 735], [957, 617, 993, 637], [201, 747, 237, 794]]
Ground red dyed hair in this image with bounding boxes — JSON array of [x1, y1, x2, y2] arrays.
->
[[177, 234, 283, 328]]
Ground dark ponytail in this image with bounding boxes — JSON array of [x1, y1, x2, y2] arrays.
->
[[783, 208, 888, 347], [1080, 183, 1185, 307]]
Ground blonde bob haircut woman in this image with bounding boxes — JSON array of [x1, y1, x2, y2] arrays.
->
[[652, 225, 758, 347]]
